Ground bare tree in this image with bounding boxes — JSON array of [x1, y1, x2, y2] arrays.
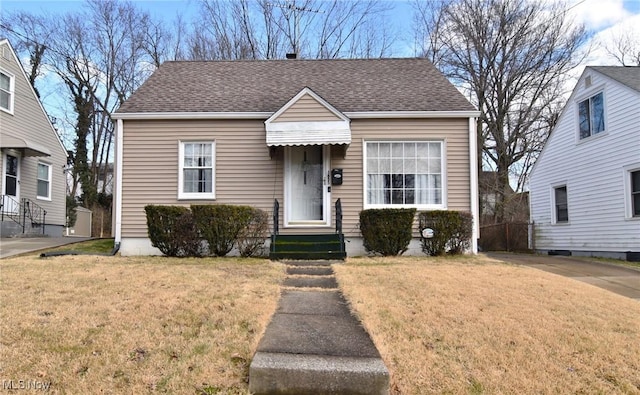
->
[[3, 0, 169, 208], [314, 0, 394, 58], [0, 12, 52, 98], [601, 25, 640, 66], [345, 15, 395, 59], [47, 13, 98, 204], [414, 0, 587, 222], [411, 0, 450, 65], [256, 0, 288, 59], [189, 0, 396, 60]]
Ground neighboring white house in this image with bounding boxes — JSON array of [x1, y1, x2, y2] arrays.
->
[[529, 66, 640, 261]]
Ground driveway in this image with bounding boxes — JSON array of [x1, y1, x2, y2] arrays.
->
[[487, 252, 640, 301], [0, 237, 92, 259]]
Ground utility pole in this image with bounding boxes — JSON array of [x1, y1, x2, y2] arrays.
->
[[271, 0, 322, 56]]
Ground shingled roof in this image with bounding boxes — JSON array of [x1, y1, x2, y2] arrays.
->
[[116, 58, 476, 114], [590, 66, 640, 93]]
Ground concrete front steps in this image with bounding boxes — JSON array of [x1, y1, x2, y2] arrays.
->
[[249, 260, 389, 395], [269, 234, 347, 261]]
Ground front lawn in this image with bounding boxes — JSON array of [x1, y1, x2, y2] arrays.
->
[[335, 256, 640, 394], [2, 254, 639, 394], [0, 255, 284, 394]]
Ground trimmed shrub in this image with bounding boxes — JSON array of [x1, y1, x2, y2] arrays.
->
[[191, 204, 254, 257], [236, 207, 269, 257], [144, 205, 203, 257], [418, 210, 473, 256], [359, 208, 416, 256]]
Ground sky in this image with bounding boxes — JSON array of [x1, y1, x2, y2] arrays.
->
[[2, 0, 638, 60]]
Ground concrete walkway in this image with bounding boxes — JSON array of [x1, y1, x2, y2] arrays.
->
[[488, 252, 640, 301], [0, 237, 92, 259], [249, 261, 389, 395]]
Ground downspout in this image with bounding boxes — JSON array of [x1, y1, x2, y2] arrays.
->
[[469, 117, 479, 254], [113, 118, 124, 251]]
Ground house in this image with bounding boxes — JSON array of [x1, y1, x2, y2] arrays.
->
[[529, 66, 640, 261], [112, 58, 480, 257], [0, 39, 67, 237]]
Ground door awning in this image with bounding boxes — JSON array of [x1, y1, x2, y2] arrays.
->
[[0, 134, 51, 157], [266, 120, 351, 146], [265, 87, 351, 147]]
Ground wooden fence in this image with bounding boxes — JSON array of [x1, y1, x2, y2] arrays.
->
[[479, 222, 531, 252]]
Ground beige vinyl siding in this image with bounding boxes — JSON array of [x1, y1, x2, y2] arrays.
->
[[0, 42, 67, 226], [272, 93, 341, 122], [121, 119, 282, 237], [330, 118, 471, 237], [121, 117, 471, 239]]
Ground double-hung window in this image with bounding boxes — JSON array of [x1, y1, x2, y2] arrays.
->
[[553, 185, 568, 223], [37, 162, 52, 200], [0, 71, 14, 114], [578, 92, 605, 139], [178, 141, 215, 199], [631, 170, 640, 218], [365, 141, 444, 208]]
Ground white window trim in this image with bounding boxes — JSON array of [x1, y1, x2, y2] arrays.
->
[[551, 183, 569, 225], [36, 162, 52, 201], [0, 69, 15, 114], [362, 139, 447, 210], [623, 163, 640, 220], [178, 141, 216, 200], [575, 87, 606, 142]]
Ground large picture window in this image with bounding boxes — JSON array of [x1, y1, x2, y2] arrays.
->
[[0, 71, 14, 113], [365, 141, 444, 208], [178, 142, 215, 199], [578, 92, 605, 139], [36, 162, 51, 200]]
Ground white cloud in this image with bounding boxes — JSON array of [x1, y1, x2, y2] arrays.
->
[[587, 13, 640, 64], [569, 0, 631, 30]]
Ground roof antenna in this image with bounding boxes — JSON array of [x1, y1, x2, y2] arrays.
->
[[270, 0, 323, 58]]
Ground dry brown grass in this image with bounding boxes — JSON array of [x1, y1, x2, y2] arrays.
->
[[334, 255, 640, 395], [0, 255, 284, 394], [4, 253, 640, 394]]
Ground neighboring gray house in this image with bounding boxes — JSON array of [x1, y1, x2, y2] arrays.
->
[[529, 66, 640, 260], [0, 39, 67, 237], [112, 58, 480, 257]]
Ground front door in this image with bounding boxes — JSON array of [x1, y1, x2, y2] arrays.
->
[[286, 145, 329, 226], [2, 154, 20, 214]]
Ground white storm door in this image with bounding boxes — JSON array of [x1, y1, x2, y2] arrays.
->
[[2, 154, 20, 214], [286, 145, 329, 225]]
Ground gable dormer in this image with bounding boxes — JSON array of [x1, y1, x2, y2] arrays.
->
[[265, 87, 351, 147]]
